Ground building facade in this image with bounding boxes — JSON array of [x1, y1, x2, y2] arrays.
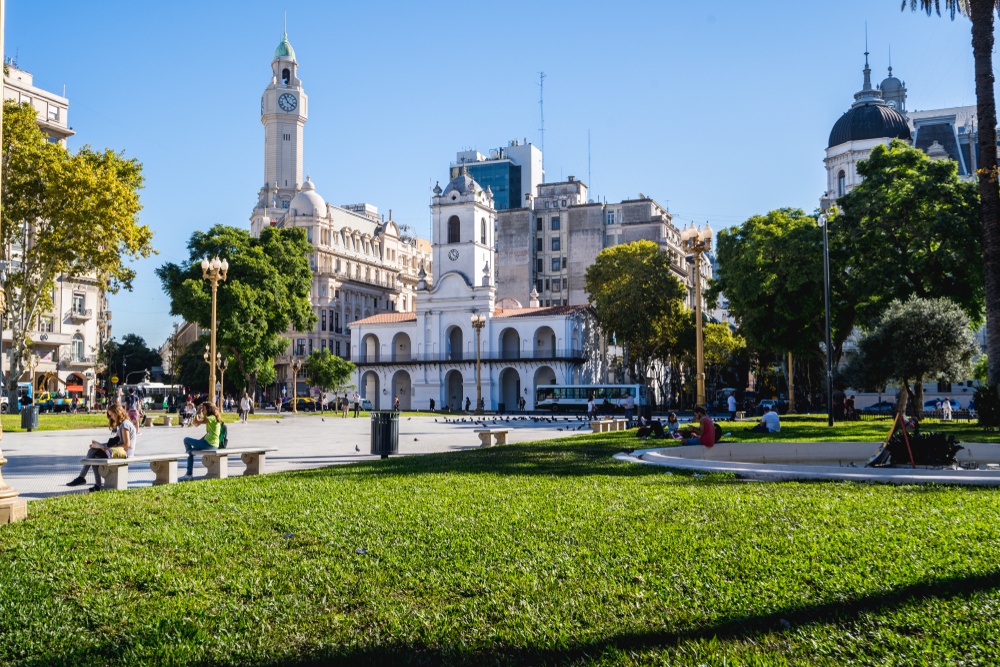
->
[[496, 176, 711, 312], [2, 63, 109, 407], [450, 141, 543, 212], [350, 169, 607, 411], [247, 34, 432, 401]]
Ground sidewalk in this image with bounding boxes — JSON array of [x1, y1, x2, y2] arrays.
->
[[0, 413, 588, 500]]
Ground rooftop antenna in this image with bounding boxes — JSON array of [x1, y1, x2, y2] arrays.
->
[[587, 129, 591, 195], [538, 72, 546, 182]]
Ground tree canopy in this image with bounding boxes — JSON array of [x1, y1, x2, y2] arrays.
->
[[844, 296, 979, 416], [584, 241, 686, 381], [1, 100, 152, 397], [304, 349, 355, 394], [833, 139, 983, 326], [710, 208, 851, 362], [156, 224, 316, 398], [106, 334, 162, 385]]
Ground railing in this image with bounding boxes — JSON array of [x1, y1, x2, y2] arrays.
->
[[355, 348, 585, 364], [65, 308, 93, 321], [63, 355, 96, 367]]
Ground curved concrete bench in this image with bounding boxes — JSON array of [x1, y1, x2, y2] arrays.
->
[[80, 454, 182, 490], [200, 448, 277, 479]]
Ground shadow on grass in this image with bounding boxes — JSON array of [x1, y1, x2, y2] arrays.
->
[[44, 567, 993, 667]]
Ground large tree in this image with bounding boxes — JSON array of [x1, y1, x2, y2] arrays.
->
[[1, 100, 152, 399], [106, 333, 162, 385], [156, 224, 316, 399], [833, 139, 983, 326], [905, 1, 1000, 383], [304, 349, 355, 410], [584, 241, 686, 382], [844, 296, 979, 417]]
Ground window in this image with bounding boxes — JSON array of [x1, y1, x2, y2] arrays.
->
[[71, 334, 84, 362], [335, 312, 340, 331], [47, 107, 58, 121], [321, 310, 327, 331], [562, 257, 567, 269], [481, 218, 487, 244], [545, 279, 550, 290], [321, 339, 327, 351], [606, 234, 615, 247], [536, 258, 543, 273], [536, 237, 543, 251], [281, 200, 289, 209], [837, 170, 846, 197], [607, 210, 616, 225], [535, 280, 543, 293], [447, 215, 460, 243], [551, 237, 560, 251], [72, 293, 85, 315], [335, 341, 341, 356], [536, 217, 543, 231], [281, 68, 290, 85], [296, 339, 306, 355], [306, 228, 313, 243], [551, 217, 560, 231], [552, 258, 560, 271], [308, 339, 314, 354], [553, 279, 561, 291], [335, 288, 340, 298]]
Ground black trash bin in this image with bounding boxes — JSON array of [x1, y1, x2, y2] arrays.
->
[[370, 411, 399, 459], [20, 406, 39, 432], [497, 402, 505, 415]]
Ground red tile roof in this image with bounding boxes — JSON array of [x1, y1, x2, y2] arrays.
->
[[352, 312, 417, 326], [493, 305, 589, 318]]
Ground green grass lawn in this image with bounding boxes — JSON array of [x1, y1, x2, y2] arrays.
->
[[0, 410, 274, 433], [1, 432, 1000, 665], [717, 414, 1000, 444]]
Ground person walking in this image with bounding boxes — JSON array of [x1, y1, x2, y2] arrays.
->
[[341, 393, 349, 418], [727, 393, 737, 422], [352, 391, 361, 418], [239, 392, 251, 424], [180, 402, 221, 480], [942, 397, 953, 421], [393, 395, 400, 412], [587, 395, 595, 421], [622, 391, 635, 428]]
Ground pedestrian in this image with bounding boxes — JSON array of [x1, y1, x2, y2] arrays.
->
[[748, 406, 781, 433], [180, 402, 221, 480], [239, 391, 251, 424], [66, 405, 137, 491], [125, 387, 142, 432], [727, 393, 737, 421], [352, 391, 361, 418], [341, 393, 349, 418], [622, 391, 635, 428], [942, 397, 953, 421], [587, 395, 595, 421], [465, 397, 471, 412], [682, 406, 716, 448], [393, 395, 400, 412]]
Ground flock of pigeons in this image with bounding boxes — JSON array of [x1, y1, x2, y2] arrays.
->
[[435, 414, 592, 431]]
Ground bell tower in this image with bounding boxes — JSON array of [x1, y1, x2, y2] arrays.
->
[[260, 30, 308, 210]]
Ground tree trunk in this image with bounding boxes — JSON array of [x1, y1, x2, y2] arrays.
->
[[914, 378, 925, 420], [897, 380, 910, 418], [787, 351, 795, 414], [970, 1, 1000, 385]]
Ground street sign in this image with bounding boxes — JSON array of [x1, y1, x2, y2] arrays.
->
[[111, 375, 119, 384]]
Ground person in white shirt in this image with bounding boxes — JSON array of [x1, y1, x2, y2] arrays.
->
[[587, 396, 595, 421], [749, 407, 780, 433], [239, 392, 252, 423], [727, 394, 737, 421]]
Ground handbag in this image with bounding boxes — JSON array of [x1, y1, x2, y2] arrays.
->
[[109, 446, 128, 459]]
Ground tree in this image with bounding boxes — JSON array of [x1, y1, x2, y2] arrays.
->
[[833, 139, 983, 325], [905, 1, 1000, 384], [703, 322, 747, 394], [843, 296, 979, 417], [174, 337, 210, 396], [156, 224, 316, 400], [584, 241, 686, 382], [304, 349, 355, 409], [107, 334, 162, 384], [1, 100, 152, 398]]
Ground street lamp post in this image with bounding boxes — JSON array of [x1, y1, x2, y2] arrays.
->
[[819, 198, 835, 427], [680, 223, 713, 408], [201, 256, 228, 406], [471, 313, 486, 414], [291, 357, 302, 413], [217, 354, 229, 411]]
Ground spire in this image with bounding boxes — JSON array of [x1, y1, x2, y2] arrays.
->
[[852, 47, 884, 108]]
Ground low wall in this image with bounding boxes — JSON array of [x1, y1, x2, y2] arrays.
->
[[659, 442, 1000, 465]]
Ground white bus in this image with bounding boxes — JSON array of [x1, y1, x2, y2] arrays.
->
[[534, 384, 647, 413], [125, 382, 183, 409]]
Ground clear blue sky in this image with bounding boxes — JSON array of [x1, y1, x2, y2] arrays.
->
[[5, 0, 981, 350]]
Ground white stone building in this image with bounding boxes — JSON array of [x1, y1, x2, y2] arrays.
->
[[350, 168, 606, 411], [2, 62, 109, 407], [247, 33, 432, 401]]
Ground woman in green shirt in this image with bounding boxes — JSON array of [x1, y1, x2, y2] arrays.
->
[[182, 402, 220, 479]]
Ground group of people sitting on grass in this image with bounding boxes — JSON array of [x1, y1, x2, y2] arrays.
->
[[637, 404, 781, 447], [66, 396, 225, 491]]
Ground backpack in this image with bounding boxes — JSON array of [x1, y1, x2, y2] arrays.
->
[[219, 421, 229, 449], [714, 423, 722, 444], [125, 393, 140, 411]]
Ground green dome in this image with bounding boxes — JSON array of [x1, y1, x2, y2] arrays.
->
[[274, 32, 295, 60]]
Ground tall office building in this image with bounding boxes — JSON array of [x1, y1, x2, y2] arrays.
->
[[450, 141, 543, 211]]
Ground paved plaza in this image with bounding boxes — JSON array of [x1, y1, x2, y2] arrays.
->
[[1, 412, 590, 500]]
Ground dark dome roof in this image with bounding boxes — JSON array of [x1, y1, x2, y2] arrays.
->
[[828, 104, 911, 148]]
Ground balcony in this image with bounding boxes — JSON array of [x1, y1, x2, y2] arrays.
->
[[65, 308, 92, 322], [62, 355, 96, 369], [355, 348, 585, 364]]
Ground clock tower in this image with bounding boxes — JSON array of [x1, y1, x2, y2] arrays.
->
[[260, 31, 308, 210]]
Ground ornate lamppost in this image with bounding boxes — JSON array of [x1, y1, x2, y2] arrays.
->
[[471, 312, 486, 414], [819, 198, 835, 427], [200, 256, 228, 405], [680, 223, 713, 408], [290, 357, 302, 414], [217, 354, 229, 411]]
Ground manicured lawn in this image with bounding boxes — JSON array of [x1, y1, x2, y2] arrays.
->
[[717, 414, 1000, 444], [1, 432, 1000, 665]]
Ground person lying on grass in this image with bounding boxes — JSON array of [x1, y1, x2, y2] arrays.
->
[[67, 405, 137, 492]]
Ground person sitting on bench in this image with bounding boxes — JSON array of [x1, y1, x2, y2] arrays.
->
[[67, 405, 137, 491], [748, 406, 781, 433]]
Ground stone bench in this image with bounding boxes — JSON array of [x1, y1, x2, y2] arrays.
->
[[735, 411, 746, 421], [143, 416, 155, 428], [590, 419, 614, 433], [200, 448, 277, 479], [160, 416, 174, 427], [80, 454, 183, 490], [473, 429, 510, 447]]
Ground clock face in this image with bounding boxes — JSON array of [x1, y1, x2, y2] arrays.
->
[[448, 249, 460, 261], [278, 93, 297, 112]]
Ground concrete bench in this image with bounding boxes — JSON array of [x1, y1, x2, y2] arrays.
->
[[143, 416, 155, 428], [159, 416, 174, 427], [735, 411, 746, 421], [473, 429, 510, 447], [200, 448, 277, 479], [80, 454, 182, 490], [590, 419, 614, 433], [608, 419, 629, 432]]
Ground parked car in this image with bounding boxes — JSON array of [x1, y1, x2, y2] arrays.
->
[[861, 401, 896, 413], [924, 399, 961, 411], [361, 398, 373, 411], [34, 392, 56, 414], [281, 397, 317, 412], [755, 399, 788, 415]]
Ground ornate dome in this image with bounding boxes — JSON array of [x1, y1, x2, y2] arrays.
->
[[828, 104, 911, 148], [274, 31, 296, 60], [289, 177, 325, 216], [441, 165, 478, 197]]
